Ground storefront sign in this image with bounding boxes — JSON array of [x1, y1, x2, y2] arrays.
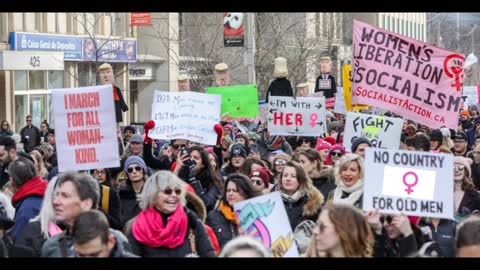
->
[[0, 51, 64, 70]]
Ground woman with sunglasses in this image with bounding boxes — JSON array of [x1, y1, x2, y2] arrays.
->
[[298, 148, 336, 201], [177, 146, 223, 212], [272, 153, 291, 186], [327, 154, 364, 209], [304, 203, 373, 257], [127, 171, 215, 257], [327, 144, 346, 166], [119, 156, 150, 229], [206, 173, 257, 249], [453, 156, 480, 218], [279, 161, 324, 232], [0, 120, 13, 138]]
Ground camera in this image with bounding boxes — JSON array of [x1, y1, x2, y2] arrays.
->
[[180, 147, 189, 157], [184, 159, 196, 167]]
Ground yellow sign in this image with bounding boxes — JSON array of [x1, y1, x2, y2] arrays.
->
[[343, 64, 369, 112]]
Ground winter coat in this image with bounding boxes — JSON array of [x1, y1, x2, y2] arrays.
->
[[15, 220, 47, 256], [0, 168, 8, 190], [311, 167, 337, 204], [457, 189, 480, 214], [258, 133, 293, 160], [20, 125, 41, 152], [205, 207, 239, 249], [327, 189, 363, 209], [1, 235, 36, 257], [373, 229, 422, 257], [282, 188, 324, 231], [0, 129, 13, 138], [119, 183, 142, 229], [143, 142, 172, 171], [41, 228, 134, 257], [265, 77, 294, 103], [314, 74, 337, 98], [127, 208, 215, 257], [99, 184, 122, 230], [418, 218, 457, 257], [113, 85, 129, 123]]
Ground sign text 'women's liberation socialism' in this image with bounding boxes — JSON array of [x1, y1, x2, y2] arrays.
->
[[52, 85, 120, 172], [351, 20, 465, 130], [149, 91, 221, 145]]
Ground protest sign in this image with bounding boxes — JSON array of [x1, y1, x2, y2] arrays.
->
[[268, 96, 326, 136], [363, 148, 454, 219], [351, 20, 465, 130], [149, 91, 221, 145], [52, 85, 119, 172], [234, 192, 299, 257], [334, 86, 347, 115], [205, 84, 258, 118], [462, 85, 479, 109], [343, 112, 403, 149], [342, 64, 369, 112], [258, 100, 268, 123]]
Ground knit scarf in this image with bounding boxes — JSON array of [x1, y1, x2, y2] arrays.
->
[[12, 176, 47, 204], [332, 179, 364, 206], [132, 205, 188, 248], [218, 200, 238, 225], [281, 190, 306, 204]]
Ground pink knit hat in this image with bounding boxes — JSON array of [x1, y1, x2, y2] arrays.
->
[[324, 136, 336, 146], [316, 140, 332, 151], [454, 156, 473, 178], [329, 144, 346, 154]]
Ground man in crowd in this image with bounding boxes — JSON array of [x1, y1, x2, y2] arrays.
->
[[20, 115, 40, 153], [0, 136, 17, 190], [452, 132, 471, 157]]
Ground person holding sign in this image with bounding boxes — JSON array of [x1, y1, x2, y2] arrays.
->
[[279, 161, 323, 231], [304, 203, 373, 257], [206, 173, 256, 249], [314, 56, 337, 99], [327, 154, 364, 209], [264, 57, 294, 103]]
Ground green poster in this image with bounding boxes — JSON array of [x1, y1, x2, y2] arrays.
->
[[205, 84, 259, 118]]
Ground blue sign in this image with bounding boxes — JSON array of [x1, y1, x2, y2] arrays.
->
[[10, 32, 83, 60], [10, 32, 137, 63]]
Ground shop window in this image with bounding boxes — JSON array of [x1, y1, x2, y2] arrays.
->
[[14, 70, 27, 91], [14, 95, 27, 132], [29, 70, 46, 90], [48, 70, 64, 89]]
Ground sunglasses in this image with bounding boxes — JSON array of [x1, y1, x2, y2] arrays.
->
[[330, 151, 343, 157], [274, 160, 287, 166], [380, 215, 393, 225], [222, 148, 228, 151], [163, 187, 182, 195], [454, 165, 465, 171], [250, 179, 264, 186], [172, 144, 187, 149], [127, 166, 143, 173], [95, 170, 106, 175], [26, 119, 32, 122]]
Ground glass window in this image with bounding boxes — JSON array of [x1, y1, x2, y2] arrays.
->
[[14, 95, 28, 133], [29, 70, 46, 89], [78, 63, 95, 86], [14, 71, 27, 90], [30, 94, 47, 128], [48, 70, 64, 89]]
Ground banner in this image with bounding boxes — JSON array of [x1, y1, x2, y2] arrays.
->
[[268, 96, 326, 136], [149, 91, 221, 145], [363, 148, 454, 219], [462, 85, 479, 109], [130, 13, 151, 26], [351, 20, 464, 130], [333, 87, 347, 115], [343, 112, 403, 149], [205, 84, 258, 118], [224, 13, 245, 47], [233, 192, 299, 257], [52, 85, 120, 172]]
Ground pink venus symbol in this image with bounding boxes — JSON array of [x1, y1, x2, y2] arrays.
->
[[402, 171, 419, 195]]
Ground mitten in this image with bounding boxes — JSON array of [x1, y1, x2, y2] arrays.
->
[[187, 160, 197, 182], [143, 120, 155, 144], [214, 124, 223, 146]]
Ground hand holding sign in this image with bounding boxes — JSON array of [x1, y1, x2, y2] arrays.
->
[[391, 214, 413, 237]]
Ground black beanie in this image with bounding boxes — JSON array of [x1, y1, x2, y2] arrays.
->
[[351, 137, 372, 153]]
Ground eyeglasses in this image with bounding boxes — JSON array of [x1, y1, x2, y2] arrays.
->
[[250, 179, 264, 186], [222, 148, 228, 151], [127, 166, 143, 173], [172, 144, 187, 149], [95, 170, 106, 175], [380, 215, 393, 225], [274, 160, 287, 166], [454, 165, 465, 171], [163, 187, 182, 195], [330, 151, 343, 157]]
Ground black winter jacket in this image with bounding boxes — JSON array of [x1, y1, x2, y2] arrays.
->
[[119, 184, 142, 229], [265, 77, 294, 103], [282, 188, 324, 231], [205, 207, 239, 249]]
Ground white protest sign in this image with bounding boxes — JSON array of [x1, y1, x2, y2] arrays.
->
[[268, 96, 326, 136], [234, 192, 299, 257], [462, 85, 479, 109], [333, 86, 347, 115], [52, 85, 119, 172], [258, 100, 268, 123], [363, 148, 454, 219], [343, 112, 403, 149], [149, 91, 221, 145]]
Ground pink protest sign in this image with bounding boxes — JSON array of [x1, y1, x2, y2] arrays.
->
[[351, 20, 465, 130]]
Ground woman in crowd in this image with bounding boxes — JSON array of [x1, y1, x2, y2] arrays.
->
[[327, 154, 364, 209], [221, 137, 233, 164], [297, 148, 336, 200], [206, 173, 257, 248], [240, 156, 269, 177], [176, 146, 223, 212], [91, 168, 122, 230], [221, 144, 248, 178], [453, 156, 480, 217], [0, 120, 13, 137], [271, 153, 291, 186], [279, 160, 323, 231], [315, 141, 332, 166], [39, 120, 50, 144], [36, 144, 54, 172], [327, 144, 346, 167], [93, 168, 115, 188], [127, 171, 214, 257], [304, 203, 373, 257], [29, 150, 48, 179]]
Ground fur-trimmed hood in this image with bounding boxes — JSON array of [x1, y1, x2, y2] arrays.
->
[[303, 187, 324, 217], [317, 166, 335, 182], [185, 191, 207, 223]]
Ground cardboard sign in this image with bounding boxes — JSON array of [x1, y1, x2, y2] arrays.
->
[[268, 96, 326, 136], [205, 84, 258, 118], [333, 86, 347, 115], [363, 148, 454, 219], [462, 85, 479, 109], [344, 112, 403, 149], [258, 100, 268, 123], [149, 91, 221, 145], [52, 85, 120, 172], [234, 192, 299, 257], [351, 20, 464, 130]]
